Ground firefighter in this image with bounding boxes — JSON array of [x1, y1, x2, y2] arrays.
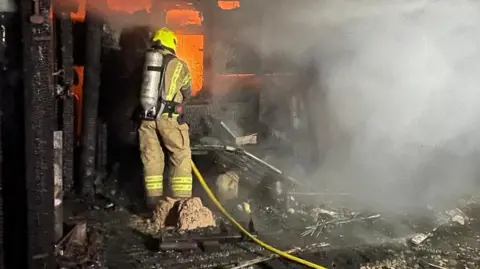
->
[[138, 27, 193, 209]]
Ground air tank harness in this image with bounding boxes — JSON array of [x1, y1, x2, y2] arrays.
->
[[190, 160, 328, 269], [162, 99, 183, 118]]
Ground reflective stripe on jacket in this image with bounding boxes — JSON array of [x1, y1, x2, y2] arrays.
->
[[162, 55, 192, 103]]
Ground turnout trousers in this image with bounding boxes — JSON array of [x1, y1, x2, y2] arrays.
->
[[139, 115, 193, 199]]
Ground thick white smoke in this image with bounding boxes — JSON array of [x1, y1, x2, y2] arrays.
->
[[243, 0, 480, 211], [77, 0, 480, 212], [0, 0, 16, 12]]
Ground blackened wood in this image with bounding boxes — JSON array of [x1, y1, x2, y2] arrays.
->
[[20, 0, 55, 267], [80, 5, 103, 198]]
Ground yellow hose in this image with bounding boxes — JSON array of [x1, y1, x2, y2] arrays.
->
[[191, 160, 328, 269]]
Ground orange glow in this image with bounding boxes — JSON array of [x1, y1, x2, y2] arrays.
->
[[69, 3, 205, 136], [176, 34, 204, 95], [71, 0, 85, 22], [218, 0, 240, 10], [70, 0, 148, 22], [69, 2, 204, 93], [105, 0, 150, 13], [166, 9, 201, 26], [166, 9, 204, 94], [65, 1, 252, 136], [72, 66, 84, 137]]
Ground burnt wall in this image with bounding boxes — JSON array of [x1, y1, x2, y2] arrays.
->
[[80, 7, 103, 198], [54, 3, 75, 195], [20, 0, 55, 267]]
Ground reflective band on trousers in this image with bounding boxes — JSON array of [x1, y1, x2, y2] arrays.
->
[[171, 176, 192, 192], [145, 175, 163, 190]]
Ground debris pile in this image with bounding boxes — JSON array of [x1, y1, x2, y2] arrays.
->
[[86, 139, 480, 268], [216, 170, 240, 202], [56, 221, 102, 268], [87, 185, 480, 268], [153, 197, 216, 231], [410, 207, 469, 245], [302, 212, 381, 238]]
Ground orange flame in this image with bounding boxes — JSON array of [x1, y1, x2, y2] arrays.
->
[[70, 0, 207, 93], [218, 1, 240, 10], [72, 66, 84, 137], [68, 0, 240, 136]]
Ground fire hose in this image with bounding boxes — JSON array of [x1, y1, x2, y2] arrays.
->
[[191, 160, 328, 269]]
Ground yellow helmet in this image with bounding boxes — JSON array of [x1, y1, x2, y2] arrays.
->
[[152, 27, 177, 52]]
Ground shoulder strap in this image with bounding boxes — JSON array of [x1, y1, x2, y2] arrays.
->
[[158, 53, 177, 100], [156, 53, 177, 115]]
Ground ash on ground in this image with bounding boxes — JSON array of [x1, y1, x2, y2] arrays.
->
[[75, 191, 480, 269], [55, 220, 103, 269], [273, 195, 480, 269]]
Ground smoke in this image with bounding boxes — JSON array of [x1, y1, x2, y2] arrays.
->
[[237, 0, 480, 212], [74, 0, 480, 212], [0, 0, 16, 12]]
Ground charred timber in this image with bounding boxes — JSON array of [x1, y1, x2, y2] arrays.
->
[[0, 12, 5, 269], [51, 4, 75, 243], [20, 0, 55, 267], [80, 6, 102, 198], [54, 4, 75, 195], [96, 121, 107, 176]]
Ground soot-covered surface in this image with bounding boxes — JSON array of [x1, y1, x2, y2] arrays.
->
[[60, 138, 480, 269], [69, 125, 480, 269], [65, 192, 480, 269]]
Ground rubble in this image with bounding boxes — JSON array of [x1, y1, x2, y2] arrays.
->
[[177, 197, 217, 231], [153, 197, 216, 231], [411, 233, 431, 245], [86, 153, 480, 269], [301, 213, 381, 237], [227, 243, 330, 269], [83, 194, 480, 268], [410, 207, 470, 246], [441, 208, 468, 226], [216, 170, 240, 202], [55, 220, 102, 268]]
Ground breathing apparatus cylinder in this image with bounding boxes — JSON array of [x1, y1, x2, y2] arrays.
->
[[140, 48, 164, 120]]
